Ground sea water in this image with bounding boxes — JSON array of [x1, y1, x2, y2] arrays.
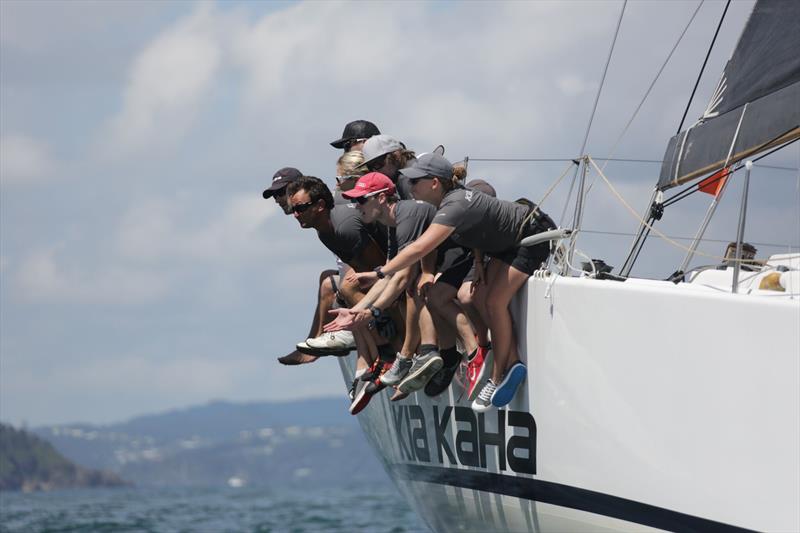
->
[[0, 484, 427, 533]]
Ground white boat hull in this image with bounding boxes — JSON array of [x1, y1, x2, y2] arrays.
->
[[339, 272, 800, 532]]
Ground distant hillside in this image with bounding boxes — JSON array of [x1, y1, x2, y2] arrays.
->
[[0, 424, 127, 492], [30, 397, 388, 488]]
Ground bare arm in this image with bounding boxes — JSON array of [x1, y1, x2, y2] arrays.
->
[[381, 224, 454, 276]]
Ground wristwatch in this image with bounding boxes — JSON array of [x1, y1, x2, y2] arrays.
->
[[374, 266, 386, 279], [368, 305, 382, 318]]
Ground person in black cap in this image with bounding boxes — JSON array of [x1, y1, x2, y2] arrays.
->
[[262, 167, 303, 214], [330, 120, 380, 152]]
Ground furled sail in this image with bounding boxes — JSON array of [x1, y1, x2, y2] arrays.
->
[[658, 0, 800, 190]]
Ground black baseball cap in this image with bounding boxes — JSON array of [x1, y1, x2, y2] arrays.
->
[[330, 120, 380, 149], [262, 167, 302, 199]]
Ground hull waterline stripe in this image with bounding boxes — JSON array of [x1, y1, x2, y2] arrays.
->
[[391, 464, 755, 533]]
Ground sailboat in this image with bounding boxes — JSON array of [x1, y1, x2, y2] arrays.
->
[[339, 1, 799, 531]]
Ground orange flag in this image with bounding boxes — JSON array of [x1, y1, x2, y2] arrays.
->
[[698, 167, 730, 197]]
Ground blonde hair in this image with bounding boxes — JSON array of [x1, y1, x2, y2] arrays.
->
[[337, 150, 368, 178]]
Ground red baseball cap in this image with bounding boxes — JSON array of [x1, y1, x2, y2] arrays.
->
[[342, 172, 396, 199]]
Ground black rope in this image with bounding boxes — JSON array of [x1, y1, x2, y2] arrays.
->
[[676, 0, 731, 134]]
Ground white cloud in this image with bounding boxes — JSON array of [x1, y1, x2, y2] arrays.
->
[[103, 4, 223, 156], [15, 247, 169, 305], [0, 135, 54, 184], [115, 192, 280, 263], [557, 75, 597, 96]]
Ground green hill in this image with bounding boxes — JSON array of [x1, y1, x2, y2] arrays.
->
[[0, 423, 127, 492]]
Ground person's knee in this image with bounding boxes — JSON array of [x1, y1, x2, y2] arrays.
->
[[320, 276, 336, 298], [318, 269, 337, 285], [424, 283, 454, 311], [457, 282, 473, 306]]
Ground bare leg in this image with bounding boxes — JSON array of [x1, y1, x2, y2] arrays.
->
[[278, 269, 337, 365], [425, 282, 477, 354], [457, 281, 490, 347], [400, 293, 421, 358], [483, 261, 529, 383], [352, 325, 376, 373]]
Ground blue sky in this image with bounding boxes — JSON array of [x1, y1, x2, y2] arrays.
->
[[1, 0, 797, 426]]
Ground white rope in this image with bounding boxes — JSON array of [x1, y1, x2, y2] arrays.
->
[[586, 155, 760, 262]]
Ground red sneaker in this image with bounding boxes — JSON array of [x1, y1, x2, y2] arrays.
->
[[467, 345, 493, 401]]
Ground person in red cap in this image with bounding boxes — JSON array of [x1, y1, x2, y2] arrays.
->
[[325, 172, 449, 411], [350, 153, 556, 414]]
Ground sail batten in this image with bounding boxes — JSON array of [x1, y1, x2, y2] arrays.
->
[[658, 0, 800, 190]]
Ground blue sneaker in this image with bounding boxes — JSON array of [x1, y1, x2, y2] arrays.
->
[[491, 362, 526, 407]]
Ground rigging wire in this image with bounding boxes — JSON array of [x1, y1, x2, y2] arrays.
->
[[558, 0, 628, 227], [599, 0, 705, 174], [587, 155, 790, 262], [469, 157, 795, 171], [578, 229, 799, 250], [676, 0, 731, 134]]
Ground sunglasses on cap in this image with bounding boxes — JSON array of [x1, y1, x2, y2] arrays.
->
[[351, 187, 390, 205], [335, 175, 358, 185], [365, 154, 389, 172], [343, 138, 367, 151], [291, 201, 316, 214]]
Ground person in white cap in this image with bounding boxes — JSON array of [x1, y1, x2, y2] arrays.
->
[[359, 135, 416, 200]]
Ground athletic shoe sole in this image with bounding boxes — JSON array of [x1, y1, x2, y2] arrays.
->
[[471, 398, 495, 413], [491, 363, 527, 407], [424, 363, 459, 397], [349, 381, 372, 415], [397, 356, 444, 395], [296, 344, 352, 357], [467, 350, 493, 401]]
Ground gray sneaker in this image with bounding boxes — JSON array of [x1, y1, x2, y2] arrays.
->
[[398, 351, 444, 394], [471, 379, 497, 413], [381, 355, 413, 386]]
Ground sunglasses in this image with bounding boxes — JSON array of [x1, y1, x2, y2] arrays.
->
[[365, 154, 388, 172], [352, 187, 390, 205], [409, 176, 434, 184], [343, 138, 367, 151], [291, 201, 316, 214], [335, 175, 358, 185]]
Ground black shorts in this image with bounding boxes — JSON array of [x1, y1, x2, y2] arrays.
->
[[487, 199, 555, 275], [435, 246, 473, 288], [487, 241, 549, 275]]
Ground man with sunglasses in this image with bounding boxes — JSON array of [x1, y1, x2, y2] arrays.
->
[[285, 176, 400, 405], [262, 166, 350, 366], [330, 119, 380, 152]]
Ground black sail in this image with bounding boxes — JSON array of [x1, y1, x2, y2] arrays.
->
[[658, 0, 800, 190]]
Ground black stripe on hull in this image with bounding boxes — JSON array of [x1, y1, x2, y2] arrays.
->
[[391, 464, 756, 533]]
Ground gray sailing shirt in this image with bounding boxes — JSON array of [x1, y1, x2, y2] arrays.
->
[[395, 175, 414, 201], [389, 200, 437, 259], [434, 188, 529, 252], [317, 204, 372, 264]]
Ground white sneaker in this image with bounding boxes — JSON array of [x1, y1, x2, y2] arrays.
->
[[297, 331, 355, 356]]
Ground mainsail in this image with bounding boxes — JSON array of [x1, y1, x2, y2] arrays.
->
[[658, 0, 800, 190]]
